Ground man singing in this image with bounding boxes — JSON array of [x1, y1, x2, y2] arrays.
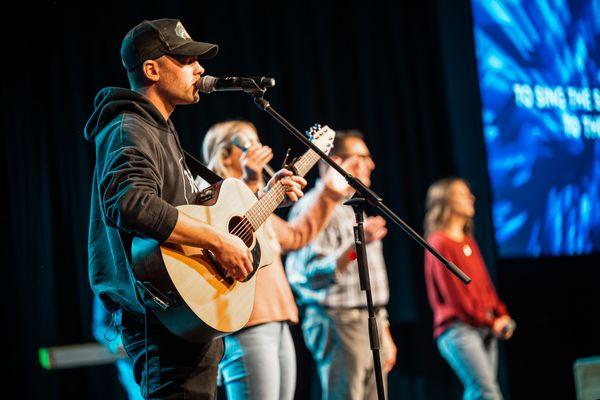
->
[[85, 19, 305, 399]]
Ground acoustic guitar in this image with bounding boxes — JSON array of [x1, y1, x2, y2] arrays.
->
[[132, 125, 335, 342]]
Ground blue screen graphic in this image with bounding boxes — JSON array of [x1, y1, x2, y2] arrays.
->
[[471, 0, 600, 257]]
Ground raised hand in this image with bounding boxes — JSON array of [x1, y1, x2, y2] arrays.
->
[[322, 155, 362, 198], [241, 144, 273, 187]]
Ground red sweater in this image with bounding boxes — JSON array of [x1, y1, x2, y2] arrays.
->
[[424, 231, 508, 338]]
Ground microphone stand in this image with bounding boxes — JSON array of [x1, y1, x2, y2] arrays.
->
[[241, 84, 471, 400], [345, 196, 386, 398]]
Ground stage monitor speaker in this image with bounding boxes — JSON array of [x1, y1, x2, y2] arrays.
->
[[574, 356, 600, 400]]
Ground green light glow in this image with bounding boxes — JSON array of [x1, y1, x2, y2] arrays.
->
[[38, 348, 52, 370]]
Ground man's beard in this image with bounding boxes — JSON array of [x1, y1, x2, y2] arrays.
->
[[174, 87, 198, 105]]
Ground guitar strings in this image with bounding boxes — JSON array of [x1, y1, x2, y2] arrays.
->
[[229, 155, 311, 241], [229, 182, 287, 243], [228, 187, 279, 240], [227, 155, 313, 244]]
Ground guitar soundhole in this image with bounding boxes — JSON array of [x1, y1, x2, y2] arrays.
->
[[228, 216, 255, 247]]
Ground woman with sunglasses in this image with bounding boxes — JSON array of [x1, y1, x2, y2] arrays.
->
[[202, 120, 360, 400]]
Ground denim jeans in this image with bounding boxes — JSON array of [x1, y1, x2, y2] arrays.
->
[[437, 322, 503, 400], [219, 321, 296, 400], [301, 305, 390, 400], [120, 312, 224, 399], [116, 358, 144, 400]]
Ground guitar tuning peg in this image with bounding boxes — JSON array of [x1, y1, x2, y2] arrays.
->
[[304, 131, 315, 142]]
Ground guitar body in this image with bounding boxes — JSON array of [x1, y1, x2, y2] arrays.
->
[[132, 178, 274, 343], [131, 125, 335, 343]]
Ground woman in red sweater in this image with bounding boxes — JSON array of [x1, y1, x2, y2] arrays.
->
[[424, 178, 515, 400]]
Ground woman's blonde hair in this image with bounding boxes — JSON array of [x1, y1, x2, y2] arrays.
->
[[202, 120, 257, 178], [203, 120, 282, 253], [423, 177, 473, 238]]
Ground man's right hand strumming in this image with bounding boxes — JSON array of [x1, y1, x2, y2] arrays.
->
[[167, 210, 253, 281], [211, 233, 254, 281]]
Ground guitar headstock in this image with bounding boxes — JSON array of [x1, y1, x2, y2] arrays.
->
[[305, 124, 336, 155]]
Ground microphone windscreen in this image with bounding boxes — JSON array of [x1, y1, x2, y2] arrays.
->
[[258, 77, 276, 87], [197, 76, 217, 93]]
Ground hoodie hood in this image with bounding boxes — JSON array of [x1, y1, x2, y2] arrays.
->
[[84, 87, 170, 141]]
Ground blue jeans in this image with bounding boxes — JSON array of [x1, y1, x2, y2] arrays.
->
[[120, 312, 224, 399], [437, 322, 503, 400], [302, 305, 390, 400], [219, 321, 296, 400], [116, 358, 144, 400]]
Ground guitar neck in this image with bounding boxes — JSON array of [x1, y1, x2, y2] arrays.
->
[[245, 148, 321, 229]]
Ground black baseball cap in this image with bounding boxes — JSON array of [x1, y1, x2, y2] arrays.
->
[[121, 19, 218, 72]]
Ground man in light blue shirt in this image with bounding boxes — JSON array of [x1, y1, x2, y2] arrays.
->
[[286, 131, 397, 400]]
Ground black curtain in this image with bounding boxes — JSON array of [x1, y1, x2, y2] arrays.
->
[[3, 1, 598, 399]]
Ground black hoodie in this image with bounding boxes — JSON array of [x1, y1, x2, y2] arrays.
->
[[85, 87, 201, 317]]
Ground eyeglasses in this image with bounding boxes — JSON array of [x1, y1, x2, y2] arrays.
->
[[336, 153, 372, 161], [231, 135, 261, 151]]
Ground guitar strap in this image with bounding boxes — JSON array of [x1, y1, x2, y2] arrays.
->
[[183, 149, 223, 185]]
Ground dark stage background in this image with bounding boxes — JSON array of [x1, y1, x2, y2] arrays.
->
[[2, 1, 598, 399]]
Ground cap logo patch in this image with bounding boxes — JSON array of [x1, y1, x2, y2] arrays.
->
[[175, 22, 191, 40]]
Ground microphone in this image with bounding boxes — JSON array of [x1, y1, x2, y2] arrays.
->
[[197, 75, 276, 94], [231, 135, 276, 179]]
